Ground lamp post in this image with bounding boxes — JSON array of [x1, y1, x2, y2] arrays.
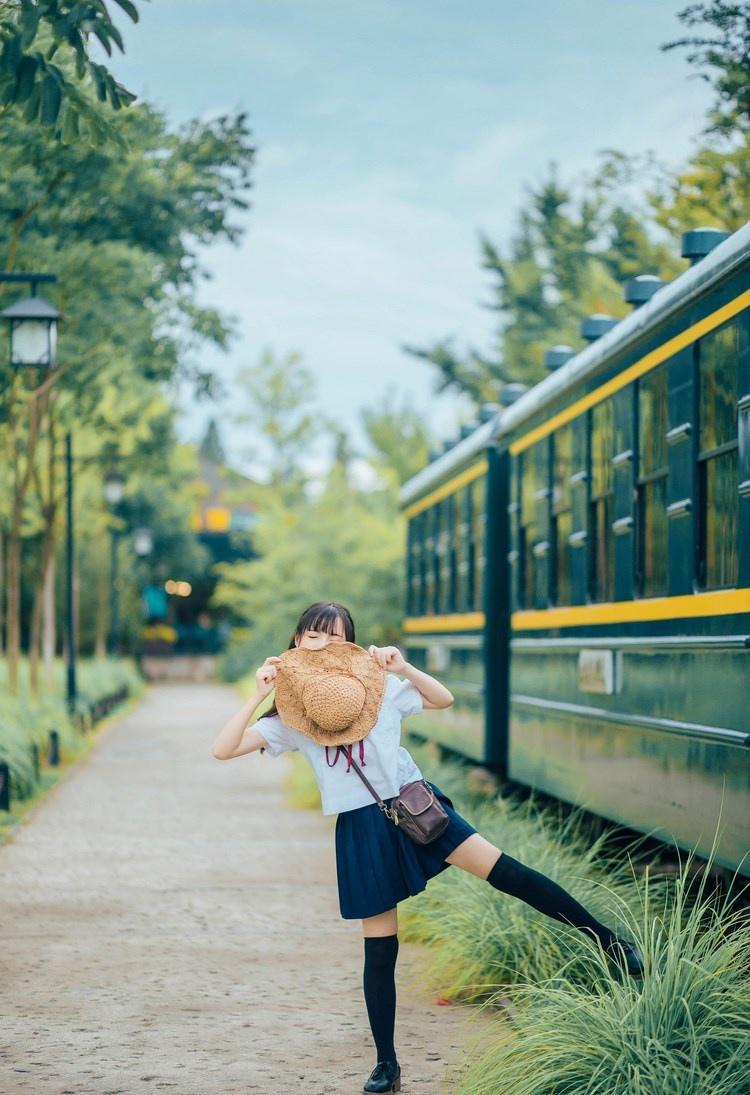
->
[[0, 274, 64, 699], [103, 470, 126, 657], [134, 526, 154, 558]]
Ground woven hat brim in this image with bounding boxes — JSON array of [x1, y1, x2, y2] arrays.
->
[[274, 641, 386, 745]]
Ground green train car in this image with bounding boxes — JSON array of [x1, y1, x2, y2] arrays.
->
[[399, 222, 750, 876]]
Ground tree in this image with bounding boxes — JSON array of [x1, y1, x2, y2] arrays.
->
[[360, 386, 434, 488], [0, 100, 256, 692], [213, 353, 413, 677], [231, 348, 319, 499], [0, 0, 141, 141], [403, 2, 750, 408], [200, 419, 227, 466], [661, 1, 750, 136], [654, 1, 750, 232], [403, 164, 676, 402]]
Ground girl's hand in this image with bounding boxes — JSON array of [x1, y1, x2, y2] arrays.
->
[[255, 655, 281, 699], [368, 644, 407, 674]]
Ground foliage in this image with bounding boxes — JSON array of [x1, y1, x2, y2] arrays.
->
[[405, 0, 750, 406], [232, 348, 319, 498], [0, 655, 143, 799], [274, 727, 750, 1095], [0, 98, 255, 667], [360, 385, 432, 488], [214, 349, 433, 680], [214, 460, 407, 675], [450, 853, 750, 1095], [661, 0, 750, 136], [0, 0, 140, 142]]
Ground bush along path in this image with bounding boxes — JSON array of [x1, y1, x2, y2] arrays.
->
[[0, 656, 144, 846], [281, 732, 750, 1095]]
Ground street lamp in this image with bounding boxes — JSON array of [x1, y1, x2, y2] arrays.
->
[[0, 294, 60, 369], [133, 527, 154, 556], [103, 469, 125, 506], [103, 470, 126, 657]]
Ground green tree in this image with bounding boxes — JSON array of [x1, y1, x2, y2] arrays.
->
[[661, 0, 750, 135], [361, 386, 434, 488], [0, 0, 140, 141], [0, 100, 256, 692], [231, 348, 319, 500], [654, 1, 750, 233], [404, 165, 673, 401], [404, 1, 750, 408], [213, 352, 413, 677]]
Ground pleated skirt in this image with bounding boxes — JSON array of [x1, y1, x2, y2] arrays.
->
[[334, 779, 478, 919]]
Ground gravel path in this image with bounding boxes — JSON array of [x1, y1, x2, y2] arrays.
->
[[1, 682, 496, 1095]]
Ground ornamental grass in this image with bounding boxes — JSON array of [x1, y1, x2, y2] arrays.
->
[[0, 656, 142, 800], [399, 735, 659, 998], [447, 849, 750, 1095]]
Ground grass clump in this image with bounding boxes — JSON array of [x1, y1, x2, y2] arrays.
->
[[0, 656, 144, 843], [449, 852, 750, 1095]]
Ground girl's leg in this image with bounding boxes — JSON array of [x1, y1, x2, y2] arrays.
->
[[445, 834, 619, 950], [361, 908, 399, 1065]]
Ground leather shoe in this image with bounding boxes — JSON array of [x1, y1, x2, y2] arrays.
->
[[363, 1058, 401, 1093], [606, 937, 644, 978]]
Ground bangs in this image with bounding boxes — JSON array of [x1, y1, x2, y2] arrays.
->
[[297, 601, 355, 641], [306, 606, 343, 634]]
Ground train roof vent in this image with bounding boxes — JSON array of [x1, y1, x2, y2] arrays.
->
[[544, 345, 574, 371], [581, 313, 618, 342], [500, 383, 528, 406], [681, 226, 730, 265], [478, 401, 501, 422], [624, 274, 665, 308]]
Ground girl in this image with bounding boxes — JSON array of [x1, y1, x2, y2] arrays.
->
[[213, 601, 643, 1095]]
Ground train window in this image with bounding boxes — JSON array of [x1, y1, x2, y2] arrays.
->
[[434, 501, 445, 613], [509, 456, 520, 612], [519, 448, 536, 608], [407, 517, 418, 616], [552, 425, 573, 605], [471, 476, 486, 611], [590, 399, 615, 602], [637, 366, 668, 597], [437, 495, 455, 614], [454, 485, 471, 612], [697, 320, 739, 589], [423, 505, 437, 614]]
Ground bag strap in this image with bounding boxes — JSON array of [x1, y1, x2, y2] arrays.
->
[[336, 745, 396, 819]]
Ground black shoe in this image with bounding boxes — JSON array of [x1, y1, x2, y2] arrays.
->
[[605, 937, 644, 979], [363, 1058, 401, 1093]]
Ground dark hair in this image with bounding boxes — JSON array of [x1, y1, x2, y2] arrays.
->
[[257, 601, 355, 720]]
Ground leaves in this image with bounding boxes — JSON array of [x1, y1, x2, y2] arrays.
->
[[0, 0, 142, 142]]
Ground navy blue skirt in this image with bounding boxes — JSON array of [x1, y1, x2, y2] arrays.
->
[[335, 780, 478, 919]]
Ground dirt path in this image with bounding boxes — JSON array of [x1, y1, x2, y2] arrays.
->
[[1, 682, 496, 1095]]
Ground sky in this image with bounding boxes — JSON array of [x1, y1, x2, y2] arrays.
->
[[110, 0, 713, 483]]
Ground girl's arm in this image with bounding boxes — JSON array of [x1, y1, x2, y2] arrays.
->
[[400, 662, 454, 709], [212, 656, 281, 760], [212, 693, 270, 760], [368, 645, 454, 709]]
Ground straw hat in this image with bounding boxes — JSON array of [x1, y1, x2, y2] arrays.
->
[[274, 640, 386, 746]]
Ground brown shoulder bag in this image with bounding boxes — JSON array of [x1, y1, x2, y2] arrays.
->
[[338, 746, 450, 845]]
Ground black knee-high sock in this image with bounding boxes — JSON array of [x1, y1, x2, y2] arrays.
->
[[363, 934, 399, 1063], [486, 852, 619, 950]]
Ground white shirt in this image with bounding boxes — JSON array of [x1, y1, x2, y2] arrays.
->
[[254, 672, 425, 815]]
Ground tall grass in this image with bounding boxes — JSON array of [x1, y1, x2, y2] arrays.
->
[[0, 656, 143, 799], [397, 735, 661, 999], [448, 850, 750, 1095], [272, 722, 750, 1093]]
